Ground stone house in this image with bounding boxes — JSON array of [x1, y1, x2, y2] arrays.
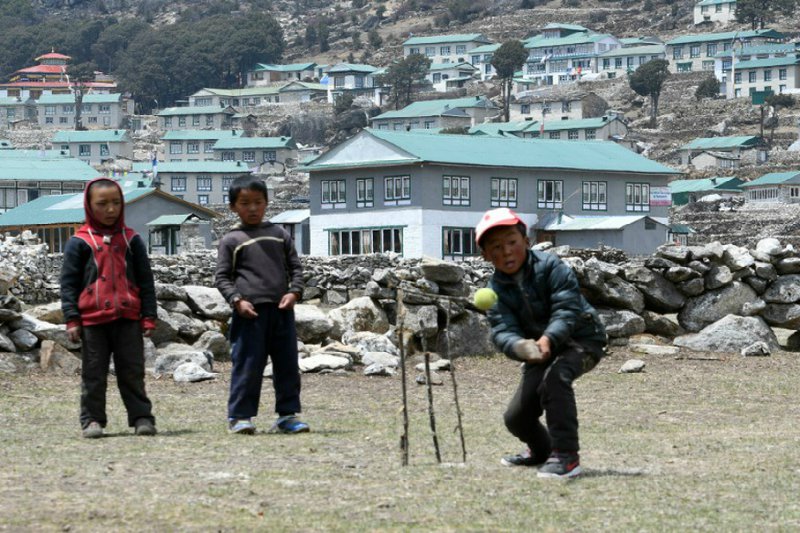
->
[[162, 130, 240, 162], [679, 135, 763, 166], [694, 0, 737, 25], [689, 151, 742, 170], [0, 153, 96, 213], [189, 87, 281, 107], [538, 214, 673, 255], [276, 81, 328, 103], [0, 97, 36, 129], [403, 34, 492, 65], [665, 29, 784, 74], [597, 44, 666, 79], [37, 93, 132, 129], [0, 184, 218, 254], [52, 129, 133, 166], [371, 95, 500, 131], [133, 160, 250, 205], [246, 63, 318, 86], [427, 62, 478, 92], [302, 129, 679, 258], [158, 105, 236, 131], [212, 136, 298, 171], [510, 90, 608, 122], [669, 176, 744, 205], [741, 171, 800, 203]]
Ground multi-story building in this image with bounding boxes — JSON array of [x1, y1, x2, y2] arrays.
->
[[678, 135, 764, 167], [714, 43, 798, 97], [724, 55, 800, 99], [665, 29, 784, 74], [741, 171, 800, 203], [511, 89, 608, 122], [162, 130, 241, 162], [0, 97, 36, 129], [0, 51, 116, 99], [0, 151, 96, 212], [427, 62, 478, 92], [303, 129, 679, 258], [157, 105, 236, 131], [52, 130, 133, 166], [246, 63, 318, 86], [37, 93, 132, 129], [370, 96, 500, 131], [694, 0, 737, 25], [597, 44, 666, 79], [325, 63, 388, 106], [212, 136, 298, 171], [403, 34, 492, 65], [133, 160, 251, 205], [469, 43, 501, 80]]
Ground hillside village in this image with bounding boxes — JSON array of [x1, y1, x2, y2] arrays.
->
[[1, 0, 800, 259]]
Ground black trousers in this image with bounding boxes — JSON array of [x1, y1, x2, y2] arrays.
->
[[228, 303, 301, 420], [504, 340, 604, 456], [80, 319, 154, 429]]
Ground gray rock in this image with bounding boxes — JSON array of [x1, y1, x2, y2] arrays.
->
[[619, 359, 646, 373], [184, 285, 231, 321], [39, 340, 81, 375], [761, 303, 800, 329], [750, 249, 774, 264], [754, 262, 778, 281], [705, 264, 733, 290], [687, 260, 711, 274], [9, 329, 38, 351], [415, 371, 444, 385], [642, 311, 685, 337], [645, 256, 680, 270], [744, 276, 769, 294], [623, 266, 685, 313], [192, 331, 230, 360], [741, 299, 766, 316], [741, 342, 771, 357], [0, 295, 22, 312], [436, 310, 496, 356], [362, 351, 400, 368], [404, 304, 439, 338], [151, 306, 180, 345], [722, 244, 755, 271], [677, 278, 706, 296], [657, 244, 691, 263], [316, 341, 361, 363], [755, 238, 783, 257], [302, 286, 322, 301], [160, 299, 193, 315], [585, 257, 622, 278], [776, 257, 800, 275], [732, 266, 755, 281], [173, 362, 217, 382], [674, 314, 779, 353], [365, 280, 395, 299], [153, 347, 213, 375], [372, 268, 400, 288], [414, 358, 451, 372], [629, 344, 679, 355], [299, 354, 351, 372], [0, 352, 35, 374], [363, 362, 396, 376], [786, 331, 800, 351], [416, 278, 439, 294], [25, 302, 64, 324], [678, 282, 758, 332], [0, 333, 16, 352], [328, 297, 390, 339], [342, 331, 398, 357], [143, 337, 157, 366], [597, 308, 646, 338], [419, 257, 464, 284], [295, 304, 334, 344], [582, 270, 645, 313], [664, 266, 698, 283], [0, 308, 22, 323], [169, 311, 207, 343], [155, 283, 188, 301], [322, 289, 348, 306], [9, 314, 78, 350], [762, 275, 800, 303]]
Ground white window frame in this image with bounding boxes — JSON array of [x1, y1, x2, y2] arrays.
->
[[626, 182, 651, 212], [356, 177, 374, 208], [491, 177, 517, 208], [321, 179, 346, 208], [537, 179, 563, 209], [384, 175, 411, 206], [442, 175, 470, 206], [582, 181, 607, 211]]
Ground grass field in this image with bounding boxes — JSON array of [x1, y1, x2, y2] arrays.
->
[[2, 347, 799, 532]]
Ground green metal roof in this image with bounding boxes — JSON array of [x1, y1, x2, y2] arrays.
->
[[543, 23, 589, 32], [713, 43, 795, 57], [669, 176, 742, 193], [158, 106, 233, 116], [0, 149, 68, 158], [327, 63, 379, 74], [599, 44, 665, 57], [161, 130, 240, 141], [252, 62, 316, 72], [372, 96, 497, 121], [666, 29, 784, 46], [525, 32, 612, 49], [429, 62, 476, 71], [132, 161, 248, 173], [469, 44, 501, 54], [619, 37, 663, 46], [194, 87, 280, 97], [697, 0, 735, 5], [743, 171, 800, 187], [0, 157, 97, 182], [147, 213, 201, 226], [403, 34, 489, 46], [730, 55, 799, 69], [681, 135, 761, 150], [279, 81, 328, 91], [52, 130, 129, 143], [539, 116, 619, 132], [304, 129, 680, 175], [469, 121, 538, 135], [0, 98, 33, 105], [212, 136, 296, 150], [37, 94, 123, 104]]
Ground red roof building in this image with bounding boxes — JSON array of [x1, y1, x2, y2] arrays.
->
[[0, 50, 116, 99]]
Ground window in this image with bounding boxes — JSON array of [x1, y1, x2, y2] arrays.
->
[[223, 177, 235, 191], [734, 72, 742, 84], [178, 117, 186, 127], [44, 105, 56, 115], [549, 131, 561, 139], [62, 105, 74, 114], [321, 179, 346, 207], [672, 47, 683, 60], [780, 85, 787, 93], [59, 117, 69, 124], [384, 175, 411, 205], [329, 227, 403, 255], [626, 57, 635, 70], [393, 122, 403, 131], [433, 73, 442, 83], [715, 3, 722, 11], [442, 175, 470, 206], [410, 47, 420, 55], [561, 101, 571, 113], [355, 75, 364, 88], [702, 60, 715, 71], [677, 62, 692, 73], [779, 68, 787, 80], [615, 57, 623, 69], [747, 187, 779, 201], [221, 151, 235, 161], [442, 227, 478, 259], [471, 55, 480, 65], [707, 43, 717, 56], [192, 116, 200, 126], [491, 177, 517, 207], [204, 141, 215, 153], [520, 104, 530, 114], [82, 104, 92, 113], [206, 115, 214, 126], [568, 130, 579, 140], [582, 181, 607, 211], [263, 150, 276, 162], [99, 104, 110, 114], [164, 117, 172, 128], [790, 186, 799, 198], [537, 180, 563, 209], [103, 116, 110, 126], [170, 142, 183, 154], [79, 144, 91, 157], [99, 144, 109, 157], [198, 195, 209, 205], [585, 128, 596, 140], [626, 182, 650, 212], [748, 71, 757, 83], [440, 46, 451, 56], [242, 151, 255, 162], [764, 70, 772, 82], [425, 47, 435, 57], [195, 97, 212, 106], [690, 45, 700, 58], [378, 123, 389, 130], [334, 76, 344, 88], [171, 177, 186, 192], [735, 88, 742, 98], [602, 58, 610, 70], [356, 178, 374, 208], [187, 141, 199, 154], [424, 121, 435, 129], [456, 45, 466, 55], [45, 117, 53, 124], [88, 116, 98, 124], [197, 177, 212, 191]]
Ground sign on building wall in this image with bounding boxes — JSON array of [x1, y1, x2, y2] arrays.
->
[[650, 187, 672, 206]]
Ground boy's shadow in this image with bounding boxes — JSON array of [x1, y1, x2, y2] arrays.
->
[[579, 467, 647, 478], [101, 429, 197, 438]]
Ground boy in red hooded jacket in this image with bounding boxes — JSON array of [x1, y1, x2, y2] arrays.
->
[[61, 178, 158, 439]]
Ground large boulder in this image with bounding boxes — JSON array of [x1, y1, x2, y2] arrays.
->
[[169, 311, 207, 343], [761, 275, 800, 304], [155, 283, 188, 301], [0, 333, 16, 352], [642, 311, 685, 337], [678, 282, 758, 332], [192, 331, 230, 360], [419, 257, 464, 284], [9, 314, 78, 350], [9, 329, 38, 351], [299, 354, 351, 372], [776, 257, 800, 275], [761, 303, 800, 329], [39, 340, 81, 375], [328, 297, 390, 339], [183, 285, 231, 321], [341, 331, 398, 356], [435, 311, 496, 357], [623, 266, 685, 313], [403, 304, 439, 338], [294, 304, 334, 344], [674, 315, 779, 353], [722, 244, 755, 271], [597, 308, 646, 338], [25, 302, 64, 324], [153, 345, 213, 375], [581, 267, 644, 313], [173, 362, 217, 383], [150, 306, 180, 345]]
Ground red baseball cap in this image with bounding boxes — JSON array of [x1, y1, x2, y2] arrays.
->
[[475, 208, 526, 247]]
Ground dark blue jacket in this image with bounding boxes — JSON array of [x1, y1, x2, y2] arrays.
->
[[487, 250, 606, 361]]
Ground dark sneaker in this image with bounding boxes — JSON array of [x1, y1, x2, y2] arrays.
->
[[537, 451, 582, 479], [134, 418, 157, 436], [82, 421, 104, 439], [270, 415, 309, 434], [229, 419, 256, 434], [501, 448, 548, 467]]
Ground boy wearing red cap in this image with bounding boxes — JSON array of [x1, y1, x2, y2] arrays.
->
[[61, 178, 158, 439], [476, 208, 607, 478]]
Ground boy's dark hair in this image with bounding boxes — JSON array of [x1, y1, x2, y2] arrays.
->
[[87, 179, 118, 201], [228, 174, 267, 205], [478, 222, 527, 249]]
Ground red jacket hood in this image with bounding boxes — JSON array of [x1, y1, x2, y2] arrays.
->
[[81, 177, 128, 235]]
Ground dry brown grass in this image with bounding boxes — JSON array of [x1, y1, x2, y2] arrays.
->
[[2, 347, 800, 531]]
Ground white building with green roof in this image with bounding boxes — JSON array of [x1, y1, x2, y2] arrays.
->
[[597, 44, 666, 79], [52, 129, 132, 166], [0, 153, 97, 213], [132, 160, 250, 205], [694, 0, 737, 25], [679, 135, 764, 167], [468, 43, 501, 80], [403, 34, 492, 65], [665, 29, 784, 74], [325, 63, 388, 106], [370, 96, 499, 131], [162, 129, 242, 162], [158, 105, 236, 131], [247, 63, 318, 86], [427, 62, 478, 92], [725, 54, 800, 99], [302, 129, 679, 258], [212, 136, 297, 170], [0, 96, 36, 129], [741, 171, 800, 203], [36, 93, 132, 129]]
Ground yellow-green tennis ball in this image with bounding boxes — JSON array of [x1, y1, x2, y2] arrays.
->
[[473, 288, 498, 310]]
